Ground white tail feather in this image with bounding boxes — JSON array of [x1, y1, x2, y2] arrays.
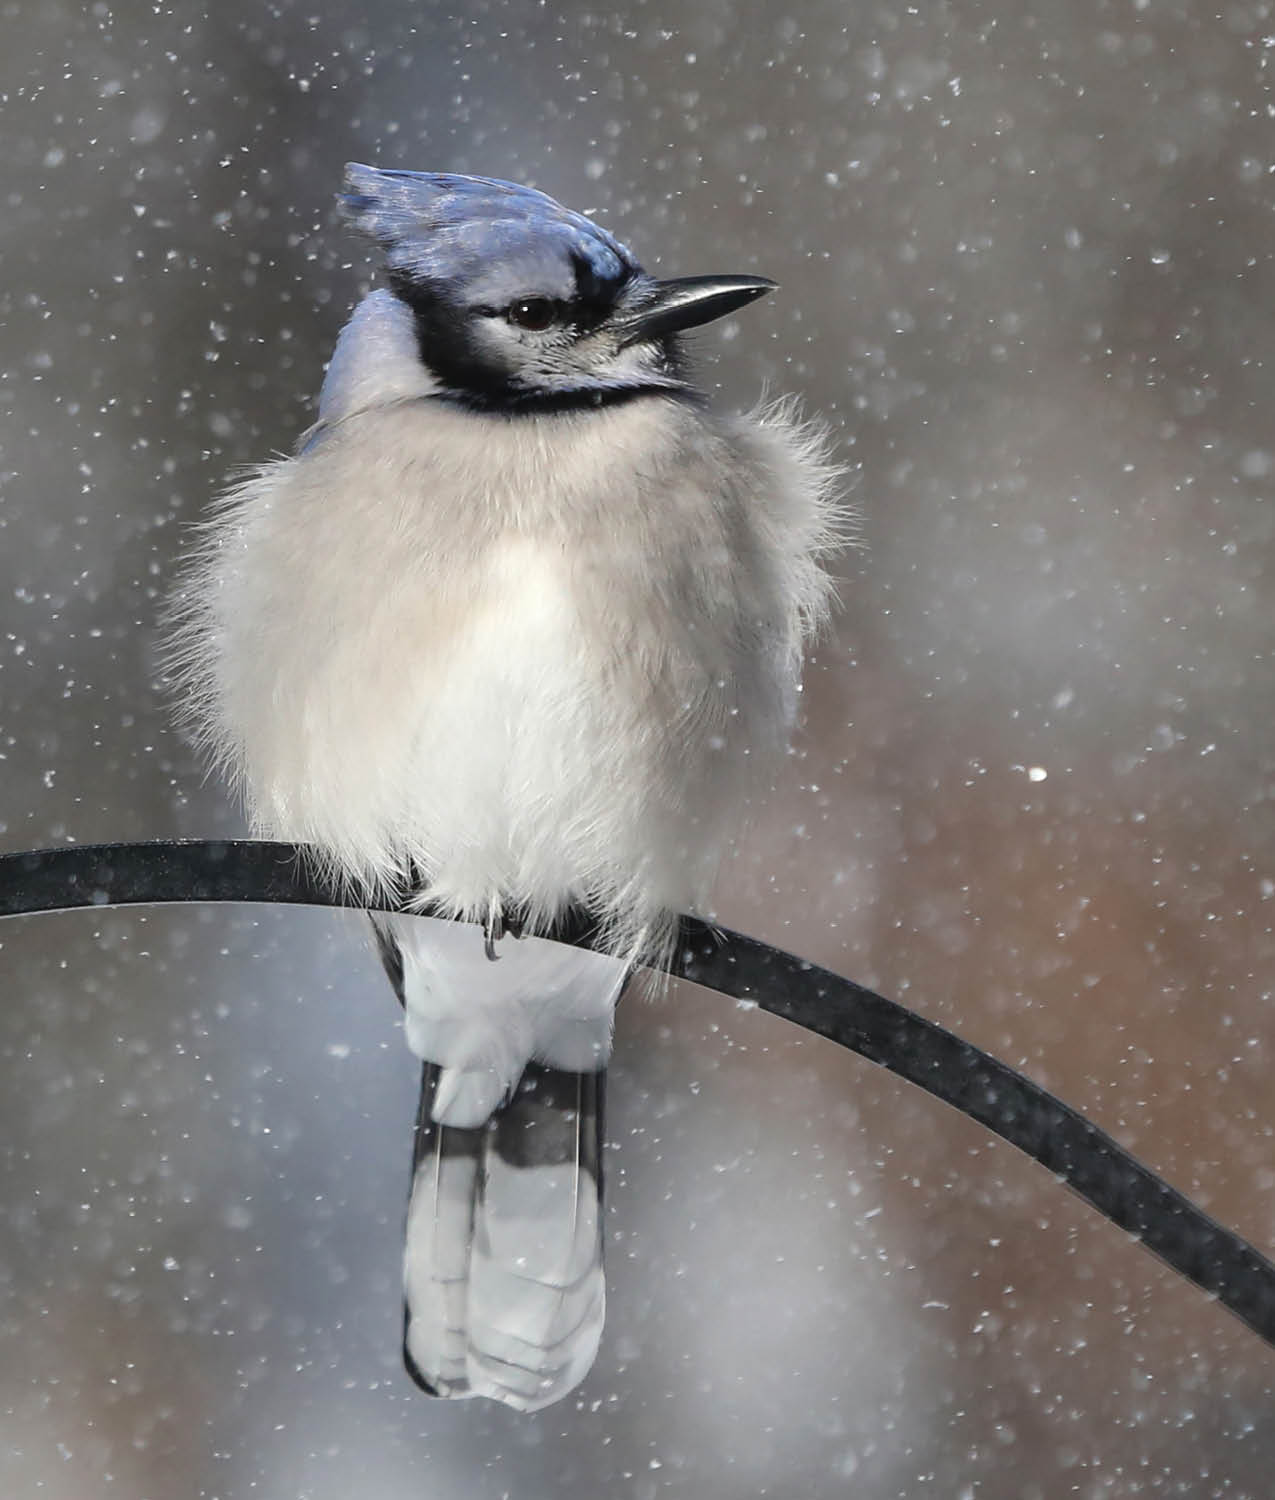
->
[[403, 1065, 606, 1411]]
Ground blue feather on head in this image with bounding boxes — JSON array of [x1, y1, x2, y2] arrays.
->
[[340, 164, 640, 306]]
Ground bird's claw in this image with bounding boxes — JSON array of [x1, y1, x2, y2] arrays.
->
[[483, 907, 526, 960]]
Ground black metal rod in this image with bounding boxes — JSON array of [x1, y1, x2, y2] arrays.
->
[[2, 838, 1272, 1351]]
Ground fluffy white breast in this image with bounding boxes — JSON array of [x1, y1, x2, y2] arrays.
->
[[165, 293, 842, 955]]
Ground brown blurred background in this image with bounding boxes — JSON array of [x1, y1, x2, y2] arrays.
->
[[2, 1, 1273, 1495]]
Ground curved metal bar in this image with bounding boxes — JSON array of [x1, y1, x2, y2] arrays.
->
[[2, 838, 1273, 1350]]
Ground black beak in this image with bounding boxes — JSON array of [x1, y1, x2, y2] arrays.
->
[[614, 275, 777, 348]]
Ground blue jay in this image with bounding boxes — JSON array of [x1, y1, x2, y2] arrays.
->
[[165, 165, 839, 1411]]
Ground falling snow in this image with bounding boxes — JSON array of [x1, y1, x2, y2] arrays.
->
[[1, 2, 1273, 1498]]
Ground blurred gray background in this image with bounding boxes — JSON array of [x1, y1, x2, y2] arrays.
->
[[3, 1, 1274, 1495]]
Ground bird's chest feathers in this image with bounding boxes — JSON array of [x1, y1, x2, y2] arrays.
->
[[240, 401, 743, 892], [418, 535, 586, 715], [321, 528, 592, 771], [284, 400, 703, 730]]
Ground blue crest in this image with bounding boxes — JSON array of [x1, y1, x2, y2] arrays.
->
[[340, 164, 641, 305]]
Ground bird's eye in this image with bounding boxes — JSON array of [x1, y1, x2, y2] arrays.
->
[[507, 297, 558, 331]]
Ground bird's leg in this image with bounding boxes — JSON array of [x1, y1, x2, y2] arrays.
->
[[483, 907, 504, 962], [483, 899, 529, 959]]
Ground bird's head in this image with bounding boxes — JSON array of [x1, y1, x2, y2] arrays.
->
[[339, 164, 775, 413]]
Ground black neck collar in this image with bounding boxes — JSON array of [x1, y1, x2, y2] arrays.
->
[[427, 383, 702, 418]]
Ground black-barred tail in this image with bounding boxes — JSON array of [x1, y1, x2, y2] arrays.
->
[[402, 1061, 606, 1411]]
